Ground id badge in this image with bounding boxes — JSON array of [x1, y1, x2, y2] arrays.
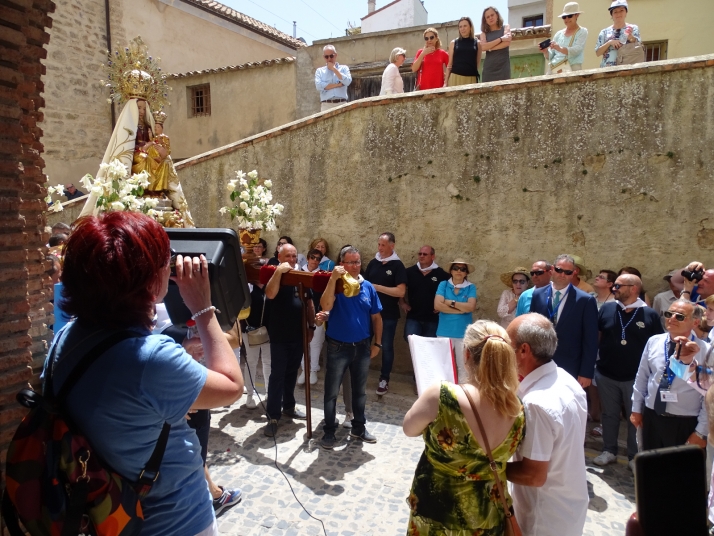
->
[[660, 390, 678, 403]]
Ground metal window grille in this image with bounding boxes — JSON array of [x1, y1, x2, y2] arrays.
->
[[190, 84, 211, 117], [644, 41, 668, 62], [523, 15, 544, 28]]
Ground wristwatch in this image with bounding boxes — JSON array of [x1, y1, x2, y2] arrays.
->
[[450, 300, 457, 309]]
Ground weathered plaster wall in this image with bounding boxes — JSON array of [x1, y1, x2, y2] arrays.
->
[[174, 55, 714, 374]]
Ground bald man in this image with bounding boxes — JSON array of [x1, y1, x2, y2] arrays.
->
[[593, 274, 663, 470]]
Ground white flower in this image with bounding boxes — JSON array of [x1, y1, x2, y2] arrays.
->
[[274, 203, 284, 212], [219, 206, 227, 215], [49, 202, 64, 213], [235, 170, 246, 180], [134, 171, 150, 189], [248, 170, 258, 179], [264, 180, 272, 188], [239, 201, 248, 210], [226, 180, 237, 192], [79, 174, 93, 189], [110, 201, 125, 211], [239, 178, 248, 187], [91, 184, 104, 195], [239, 190, 250, 201]]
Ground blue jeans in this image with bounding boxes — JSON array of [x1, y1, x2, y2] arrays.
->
[[380, 318, 398, 381], [403, 318, 438, 341], [323, 336, 371, 435], [266, 341, 303, 421]]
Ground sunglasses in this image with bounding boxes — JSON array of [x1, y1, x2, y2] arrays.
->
[[664, 311, 687, 321], [452, 266, 468, 272], [553, 267, 574, 275], [562, 14, 574, 19], [612, 283, 634, 290], [424, 35, 436, 41], [324, 54, 335, 59], [309, 255, 322, 261], [530, 270, 546, 276], [512, 279, 528, 285]]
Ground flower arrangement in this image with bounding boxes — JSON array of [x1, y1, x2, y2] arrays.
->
[[45, 184, 66, 213], [220, 170, 284, 231], [79, 159, 161, 216]]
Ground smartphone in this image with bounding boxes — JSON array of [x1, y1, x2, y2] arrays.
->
[[634, 445, 708, 536], [539, 39, 551, 50]]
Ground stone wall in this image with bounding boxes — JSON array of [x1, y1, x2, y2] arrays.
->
[[175, 55, 714, 374], [0, 0, 55, 466]]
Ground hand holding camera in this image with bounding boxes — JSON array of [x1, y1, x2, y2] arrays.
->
[[681, 261, 705, 296]]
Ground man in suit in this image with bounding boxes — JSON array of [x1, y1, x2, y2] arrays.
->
[[529, 254, 598, 388]]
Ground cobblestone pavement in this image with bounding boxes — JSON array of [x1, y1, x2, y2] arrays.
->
[[206, 369, 636, 536]]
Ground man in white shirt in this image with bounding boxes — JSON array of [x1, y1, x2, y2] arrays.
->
[[506, 313, 588, 536], [652, 268, 684, 328], [314, 45, 352, 112]]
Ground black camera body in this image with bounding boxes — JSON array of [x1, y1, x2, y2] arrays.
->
[[681, 269, 704, 282], [539, 39, 551, 50]]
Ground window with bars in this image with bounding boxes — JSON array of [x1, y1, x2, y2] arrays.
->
[[189, 84, 211, 117], [523, 15, 544, 28], [644, 41, 668, 62]]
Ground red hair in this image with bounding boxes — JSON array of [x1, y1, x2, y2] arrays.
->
[[60, 212, 170, 330]]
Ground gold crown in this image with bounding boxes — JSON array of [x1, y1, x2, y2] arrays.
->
[[152, 109, 167, 124], [101, 36, 171, 109]]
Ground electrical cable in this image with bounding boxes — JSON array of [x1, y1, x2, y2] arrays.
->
[[296, 0, 343, 33], [242, 339, 327, 536], [241, 0, 319, 40]]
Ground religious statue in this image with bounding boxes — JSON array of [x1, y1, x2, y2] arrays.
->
[[79, 37, 194, 227]]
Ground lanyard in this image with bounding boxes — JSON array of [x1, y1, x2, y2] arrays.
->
[[617, 307, 640, 345], [547, 285, 568, 323], [663, 334, 695, 388]]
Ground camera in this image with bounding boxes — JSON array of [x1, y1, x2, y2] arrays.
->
[[681, 269, 704, 282], [539, 39, 551, 50]]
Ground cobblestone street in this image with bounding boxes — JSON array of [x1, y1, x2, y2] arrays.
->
[[206, 370, 636, 536]]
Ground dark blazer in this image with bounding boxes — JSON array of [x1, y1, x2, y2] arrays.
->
[[529, 284, 599, 380]]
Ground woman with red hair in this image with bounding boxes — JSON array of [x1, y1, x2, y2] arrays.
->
[[50, 211, 242, 536]]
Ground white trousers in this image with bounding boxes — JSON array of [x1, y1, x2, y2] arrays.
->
[[301, 323, 325, 372], [238, 337, 271, 396]]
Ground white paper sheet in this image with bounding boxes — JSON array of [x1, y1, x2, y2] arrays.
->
[[407, 335, 456, 396]]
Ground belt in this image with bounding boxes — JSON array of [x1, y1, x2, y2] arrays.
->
[[326, 335, 369, 346], [322, 98, 346, 103]]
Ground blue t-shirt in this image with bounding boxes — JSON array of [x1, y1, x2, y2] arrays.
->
[[435, 280, 477, 338], [319, 257, 336, 271], [47, 322, 212, 536], [515, 287, 535, 317], [326, 280, 382, 342]]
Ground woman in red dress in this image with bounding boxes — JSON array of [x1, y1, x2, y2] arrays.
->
[[412, 27, 450, 90]]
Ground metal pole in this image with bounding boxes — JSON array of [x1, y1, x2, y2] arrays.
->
[[299, 282, 312, 439], [293, 21, 297, 39]]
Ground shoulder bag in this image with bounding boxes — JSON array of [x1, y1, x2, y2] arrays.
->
[[616, 27, 645, 65], [461, 386, 523, 536], [548, 30, 579, 74], [247, 294, 269, 346]]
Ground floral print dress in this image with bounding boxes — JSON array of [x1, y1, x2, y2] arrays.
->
[[406, 382, 525, 536]]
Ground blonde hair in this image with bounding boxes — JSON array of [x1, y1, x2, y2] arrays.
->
[[389, 47, 407, 63], [457, 17, 475, 40], [423, 27, 442, 50], [309, 237, 329, 257], [705, 295, 714, 307], [462, 320, 521, 418]]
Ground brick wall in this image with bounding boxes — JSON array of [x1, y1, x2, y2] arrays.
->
[[0, 0, 55, 466]]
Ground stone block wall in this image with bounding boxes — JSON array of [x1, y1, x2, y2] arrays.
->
[[0, 0, 55, 466], [175, 55, 714, 374]]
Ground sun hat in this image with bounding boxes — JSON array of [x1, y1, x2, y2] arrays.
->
[[568, 254, 592, 281], [559, 2, 583, 17], [448, 258, 475, 274], [664, 268, 685, 291], [608, 0, 628, 12], [500, 267, 531, 288]]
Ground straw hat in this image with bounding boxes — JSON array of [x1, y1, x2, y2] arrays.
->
[[448, 258, 475, 274], [559, 2, 583, 17], [500, 267, 531, 288], [568, 254, 591, 281], [664, 268, 686, 291]]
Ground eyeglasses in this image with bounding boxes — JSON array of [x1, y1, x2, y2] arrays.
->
[[512, 279, 528, 285], [452, 266, 468, 272], [664, 311, 688, 321], [562, 14, 574, 19], [424, 35, 436, 41], [343, 261, 360, 266], [418, 252, 431, 256], [324, 54, 335, 59], [612, 283, 634, 290], [278, 241, 287, 246], [553, 267, 574, 275], [595, 274, 608, 280], [530, 270, 546, 276], [309, 255, 322, 261]]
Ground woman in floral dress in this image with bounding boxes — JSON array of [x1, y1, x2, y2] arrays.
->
[[403, 320, 525, 535]]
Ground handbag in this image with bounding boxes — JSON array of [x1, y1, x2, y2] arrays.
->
[[247, 294, 269, 346], [547, 30, 578, 75], [461, 386, 523, 536], [616, 33, 645, 65]]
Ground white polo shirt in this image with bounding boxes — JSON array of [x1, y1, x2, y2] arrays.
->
[[510, 361, 589, 536]]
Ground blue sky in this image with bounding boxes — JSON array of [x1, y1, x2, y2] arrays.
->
[[224, 0, 510, 44]]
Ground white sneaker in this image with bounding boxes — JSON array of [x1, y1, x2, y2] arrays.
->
[[628, 459, 635, 473], [245, 395, 257, 409], [297, 369, 306, 385], [342, 412, 354, 428], [593, 451, 617, 466], [309, 371, 318, 385]]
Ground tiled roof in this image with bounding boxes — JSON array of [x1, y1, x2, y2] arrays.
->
[[511, 25, 551, 39], [179, 0, 306, 49], [168, 57, 295, 79]]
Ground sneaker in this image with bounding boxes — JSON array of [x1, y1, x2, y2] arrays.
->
[[628, 459, 635, 473], [309, 370, 318, 385], [282, 407, 307, 420], [263, 419, 278, 437], [342, 412, 354, 428], [320, 433, 336, 450], [376, 379, 389, 395], [213, 486, 242, 516], [593, 451, 617, 466], [350, 428, 377, 443], [245, 395, 257, 409], [297, 369, 306, 385]]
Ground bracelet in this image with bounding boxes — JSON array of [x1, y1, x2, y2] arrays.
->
[[374, 343, 382, 348], [191, 306, 219, 321], [681, 290, 691, 295]]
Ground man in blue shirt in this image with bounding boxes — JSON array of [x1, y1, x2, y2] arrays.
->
[[319, 246, 382, 449], [515, 260, 552, 317], [314, 45, 352, 112]]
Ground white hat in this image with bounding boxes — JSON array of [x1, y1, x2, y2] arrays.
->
[[559, 2, 583, 17], [608, 0, 628, 12]]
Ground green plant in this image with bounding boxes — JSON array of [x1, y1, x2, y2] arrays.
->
[[667, 151, 674, 158], [513, 136, 520, 142], [473, 175, 480, 183], [582, 169, 588, 175]]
